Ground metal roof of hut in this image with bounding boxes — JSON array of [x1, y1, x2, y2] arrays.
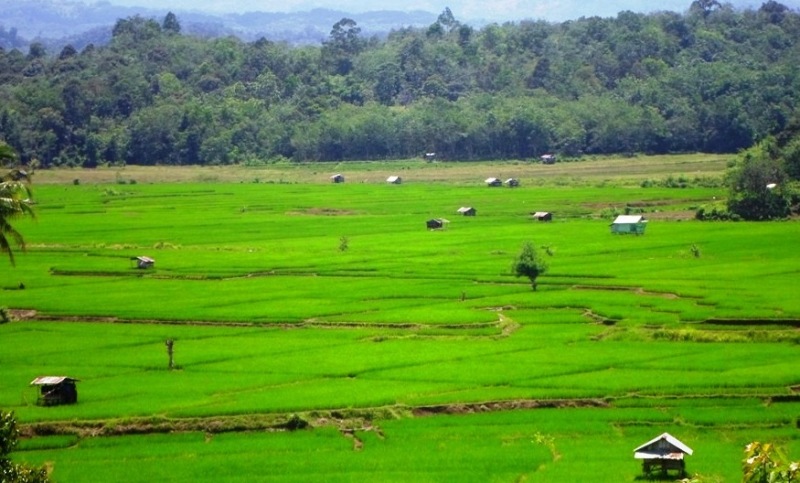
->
[[531, 211, 552, 221], [30, 376, 79, 386], [634, 433, 693, 460], [485, 177, 502, 186], [387, 175, 402, 184], [505, 178, 520, 187], [612, 215, 647, 225], [611, 215, 648, 234]]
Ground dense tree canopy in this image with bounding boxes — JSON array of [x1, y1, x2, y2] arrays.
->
[[0, 4, 799, 165]]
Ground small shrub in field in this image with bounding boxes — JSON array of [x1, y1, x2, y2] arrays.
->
[[0, 307, 9, 323], [624, 205, 645, 215], [695, 205, 739, 221]]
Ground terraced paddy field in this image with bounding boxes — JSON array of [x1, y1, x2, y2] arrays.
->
[[2, 155, 798, 482]]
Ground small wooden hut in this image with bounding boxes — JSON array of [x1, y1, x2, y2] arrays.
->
[[541, 154, 556, 164], [457, 207, 476, 216], [330, 173, 345, 183], [634, 432, 693, 478], [30, 376, 79, 406], [426, 218, 449, 230], [485, 177, 502, 187], [610, 215, 647, 234], [133, 256, 155, 269], [531, 211, 552, 222], [505, 178, 520, 187], [387, 175, 402, 184]]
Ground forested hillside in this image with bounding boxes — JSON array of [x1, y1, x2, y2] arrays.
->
[[0, 1, 799, 166]]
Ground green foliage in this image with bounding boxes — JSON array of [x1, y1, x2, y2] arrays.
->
[[695, 204, 738, 221], [727, 139, 791, 220], [0, 142, 35, 265], [512, 241, 548, 290], [2, 8, 800, 164], [0, 410, 49, 483], [743, 442, 799, 483]]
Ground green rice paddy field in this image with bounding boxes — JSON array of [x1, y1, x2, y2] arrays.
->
[[1, 156, 799, 482]]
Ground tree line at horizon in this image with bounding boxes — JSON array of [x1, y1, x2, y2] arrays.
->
[[0, 2, 799, 166]]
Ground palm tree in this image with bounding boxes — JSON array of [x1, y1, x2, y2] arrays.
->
[[1, 142, 35, 266]]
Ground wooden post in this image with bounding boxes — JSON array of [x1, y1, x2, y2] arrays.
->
[[165, 339, 174, 370]]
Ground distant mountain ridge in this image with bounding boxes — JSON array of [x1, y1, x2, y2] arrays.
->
[[2, 0, 799, 52], [0, 0, 437, 50]]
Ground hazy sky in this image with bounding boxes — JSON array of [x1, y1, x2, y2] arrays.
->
[[100, 0, 799, 22]]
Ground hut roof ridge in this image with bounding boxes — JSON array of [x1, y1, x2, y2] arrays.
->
[[30, 376, 79, 385], [634, 432, 693, 457]]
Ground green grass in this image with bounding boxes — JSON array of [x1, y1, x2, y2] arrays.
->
[[13, 401, 800, 482], [2, 157, 800, 482]]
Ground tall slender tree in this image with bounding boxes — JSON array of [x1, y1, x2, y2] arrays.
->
[[0, 143, 35, 266]]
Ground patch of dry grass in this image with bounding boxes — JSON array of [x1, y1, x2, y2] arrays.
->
[[31, 154, 730, 186]]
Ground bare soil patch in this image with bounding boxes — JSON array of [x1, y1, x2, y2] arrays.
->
[[286, 207, 359, 216], [412, 398, 609, 417]]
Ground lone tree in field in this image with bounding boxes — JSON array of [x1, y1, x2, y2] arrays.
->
[[512, 242, 548, 291], [1, 410, 49, 482], [1, 143, 35, 266]]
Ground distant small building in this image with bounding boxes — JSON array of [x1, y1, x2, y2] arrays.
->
[[330, 174, 345, 183], [505, 178, 520, 187], [426, 218, 449, 230], [30, 376, 79, 406], [531, 211, 552, 222], [424, 152, 437, 161], [133, 256, 155, 269], [541, 154, 556, 164], [634, 433, 693, 478], [387, 175, 402, 184], [610, 215, 647, 235], [457, 207, 476, 216], [485, 177, 502, 187]]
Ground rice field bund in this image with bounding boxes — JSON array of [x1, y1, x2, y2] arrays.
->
[[2, 155, 799, 482]]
